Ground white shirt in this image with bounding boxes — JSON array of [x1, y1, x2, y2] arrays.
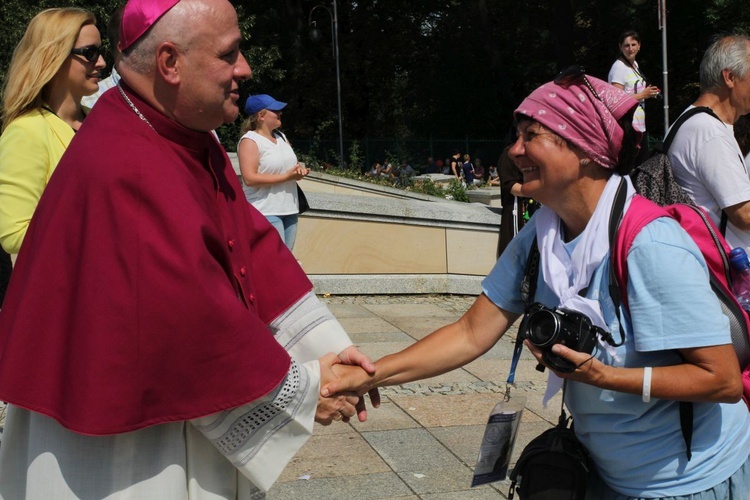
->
[[668, 106, 750, 250], [239, 131, 299, 216], [608, 59, 647, 132]]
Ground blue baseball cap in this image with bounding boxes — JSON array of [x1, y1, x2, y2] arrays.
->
[[244, 94, 287, 115]]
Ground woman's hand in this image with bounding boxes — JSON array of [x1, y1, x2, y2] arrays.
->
[[524, 340, 743, 403], [316, 353, 371, 425], [636, 85, 661, 101], [287, 164, 310, 181], [524, 340, 605, 386], [320, 363, 375, 400], [337, 346, 381, 421]]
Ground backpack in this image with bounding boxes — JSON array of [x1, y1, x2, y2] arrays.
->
[[522, 179, 750, 462], [508, 411, 589, 500], [621, 106, 750, 407], [630, 106, 726, 229], [611, 193, 750, 408]]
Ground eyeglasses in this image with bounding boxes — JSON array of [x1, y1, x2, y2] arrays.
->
[[554, 65, 602, 103], [70, 45, 103, 64]]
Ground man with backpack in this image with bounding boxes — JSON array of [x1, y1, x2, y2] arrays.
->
[[668, 34, 750, 250]]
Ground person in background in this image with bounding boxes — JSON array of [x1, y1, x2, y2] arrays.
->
[[0, 8, 106, 256], [461, 153, 475, 186], [325, 70, 750, 499], [380, 160, 395, 180], [473, 157, 485, 185], [488, 164, 500, 186], [669, 34, 750, 252], [426, 156, 439, 174], [0, 0, 375, 496], [608, 30, 661, 165], [81, 6, 124, 109], [497, 145, 528, 256], [450, 150, 462, 179], [366, 159, 383, 177], [442, 157, 452, 175], [435, 158, 444, 174], [238, 94, 309, 251]]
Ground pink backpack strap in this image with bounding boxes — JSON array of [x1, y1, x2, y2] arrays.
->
[[612, 195, 670, 310]]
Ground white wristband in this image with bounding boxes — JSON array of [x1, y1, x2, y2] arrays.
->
[[642, 367, 652, 403]]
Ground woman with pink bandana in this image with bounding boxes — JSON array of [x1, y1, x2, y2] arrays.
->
[[325, 68, 750, 498]]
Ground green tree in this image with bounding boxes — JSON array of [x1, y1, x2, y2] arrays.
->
[[3, 0, 750, 153]]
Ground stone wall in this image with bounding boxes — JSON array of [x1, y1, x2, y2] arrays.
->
[[229, 154, 502, 295]]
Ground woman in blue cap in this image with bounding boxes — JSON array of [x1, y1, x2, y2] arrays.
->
[[238, 94, 310, 250]]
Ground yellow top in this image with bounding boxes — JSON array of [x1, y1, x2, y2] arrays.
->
[[0, 108, 74, 254]]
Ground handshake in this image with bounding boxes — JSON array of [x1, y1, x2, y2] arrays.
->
[[314, 348, 379, 425]]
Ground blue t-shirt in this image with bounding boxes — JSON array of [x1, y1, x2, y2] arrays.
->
[[483, 215, 750, 497]]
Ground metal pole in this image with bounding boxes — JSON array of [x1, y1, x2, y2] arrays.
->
[[659, 0, 669, 134], [332, 0, 344, 169]]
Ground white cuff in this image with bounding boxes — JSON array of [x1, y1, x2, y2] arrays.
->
[[271, 292, 353, 363], [190, 359, 320, 491]]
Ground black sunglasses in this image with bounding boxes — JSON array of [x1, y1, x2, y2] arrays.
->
[[554, 65, 602, 103], [70, 45, 103, 63]]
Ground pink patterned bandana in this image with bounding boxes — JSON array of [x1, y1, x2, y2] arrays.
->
[[514, 75, 640, 169], [121, 0, 181, 51]]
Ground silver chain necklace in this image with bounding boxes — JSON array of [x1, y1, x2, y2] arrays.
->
[[117, 84, 155, 131]]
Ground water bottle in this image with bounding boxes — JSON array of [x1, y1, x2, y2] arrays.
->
[[729, 247, 750, 312]]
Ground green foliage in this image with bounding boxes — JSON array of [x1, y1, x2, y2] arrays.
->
[[444, 179, 470, 203], [347, 140, 364, 172], [3, 0, 750, 147], [411, 178, 445, 197], [297, 119, 335, 169]]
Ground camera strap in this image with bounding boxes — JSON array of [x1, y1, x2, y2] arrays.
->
[[607, 179, 629, 347]]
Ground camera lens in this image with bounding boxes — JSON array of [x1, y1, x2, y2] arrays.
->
[[526, 309, 561, 348]]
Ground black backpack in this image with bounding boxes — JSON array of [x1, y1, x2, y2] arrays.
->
[[508, 411, 590, 500], [630, 106, 724, 223]]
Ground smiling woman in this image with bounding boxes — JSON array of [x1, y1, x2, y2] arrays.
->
[[323, 70, 750, 499], [0, 8, 105, 255]]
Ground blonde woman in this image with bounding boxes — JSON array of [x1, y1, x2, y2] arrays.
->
[[238, 94, 309, 250], [0, 8, 105, 255]]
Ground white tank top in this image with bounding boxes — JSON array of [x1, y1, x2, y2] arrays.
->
[[239, 130, 299, 216]]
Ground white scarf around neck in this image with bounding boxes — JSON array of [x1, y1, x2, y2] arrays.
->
[[534, 174, 635, 404]]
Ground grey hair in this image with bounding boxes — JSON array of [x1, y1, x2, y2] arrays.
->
[[120, 0, 209, 75], [700, 34, 750, 93]]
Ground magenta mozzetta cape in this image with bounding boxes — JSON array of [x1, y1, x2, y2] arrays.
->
[[0, 83, 312, 435]]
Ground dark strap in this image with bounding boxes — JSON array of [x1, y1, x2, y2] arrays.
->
[[607, 179, 628, 347], [510, 237, 540, 385], [663, 106, 731, 237], [662, 106, 722, 151], [520, 237, 540, 310], [679, 401, 694, 461]]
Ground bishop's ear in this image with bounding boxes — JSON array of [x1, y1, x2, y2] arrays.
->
[[156, 42, 182, 85]]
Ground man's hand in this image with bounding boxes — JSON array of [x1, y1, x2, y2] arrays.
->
[[336, 346, 381, 421], [316, 353, 372, 425]]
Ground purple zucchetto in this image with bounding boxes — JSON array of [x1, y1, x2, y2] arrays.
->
[[120, 0, 180, 51], [514, 74, 641, 169]]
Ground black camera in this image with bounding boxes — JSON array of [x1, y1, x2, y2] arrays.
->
[[520, 303, 601, 373]]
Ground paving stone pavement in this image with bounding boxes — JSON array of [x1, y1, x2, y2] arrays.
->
[[267, 294, 561, 500]]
